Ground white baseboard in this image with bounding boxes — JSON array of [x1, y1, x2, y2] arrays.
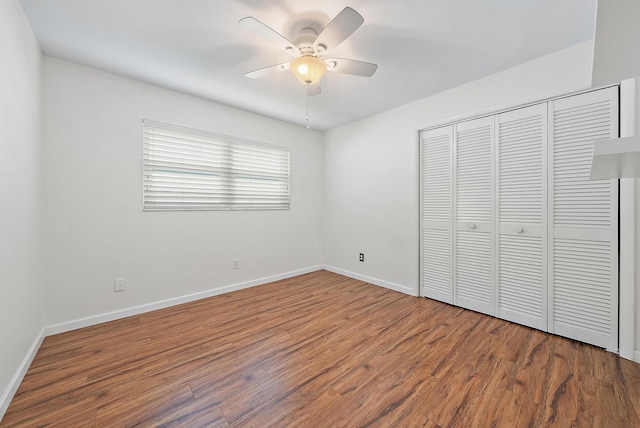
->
[[635, 350, 640, 364], [323, 265, 418, 296], [0, 329, 45, 421], [45, 265, 323, 336]]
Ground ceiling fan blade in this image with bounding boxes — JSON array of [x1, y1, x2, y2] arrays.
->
[[306, 82, 321, 96], [245, 62, 290, 79], [326, 58, 378, 77], [239, 17, 300, 56], [314, 7, 364, 52]]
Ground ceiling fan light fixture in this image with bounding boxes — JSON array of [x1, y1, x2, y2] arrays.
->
[[290, 55, 327, 85]]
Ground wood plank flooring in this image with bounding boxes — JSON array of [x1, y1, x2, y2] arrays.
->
[[3, 270, 640, 427]]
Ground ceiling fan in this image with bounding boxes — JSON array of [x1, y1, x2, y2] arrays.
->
[[240, 7, 378, 96]]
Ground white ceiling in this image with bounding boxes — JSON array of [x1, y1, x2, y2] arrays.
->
[[20, 0, 597, 131]]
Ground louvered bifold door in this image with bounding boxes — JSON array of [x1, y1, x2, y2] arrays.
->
[[496, 104, 548, 330], [455, 117, 495, 315], [549, 87, 619, 350], [420, 126, 454, 303]]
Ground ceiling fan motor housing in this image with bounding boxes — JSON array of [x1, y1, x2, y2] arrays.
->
[[293, 28, 326, 57]]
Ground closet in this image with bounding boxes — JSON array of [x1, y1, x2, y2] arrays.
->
[[420, 87, 619, 350]]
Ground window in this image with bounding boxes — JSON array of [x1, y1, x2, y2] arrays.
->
[[143, 120, 290, 211]]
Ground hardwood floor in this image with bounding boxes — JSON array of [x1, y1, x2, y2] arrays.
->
[[3, 270, 640, 427]]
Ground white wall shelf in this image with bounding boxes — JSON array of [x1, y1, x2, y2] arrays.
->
[[590, 136, 640, 179]]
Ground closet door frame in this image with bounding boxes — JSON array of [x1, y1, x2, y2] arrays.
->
[[419, 85, 621, 353]]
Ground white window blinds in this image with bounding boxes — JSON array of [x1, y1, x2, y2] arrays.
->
[[143, 120, 290, 211]]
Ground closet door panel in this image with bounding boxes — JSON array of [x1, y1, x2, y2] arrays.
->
[[549, 87, 619, 350], [420, 126, 454, 303], [455, 116, 494, 315], [552, 238, 614, 346], [456, 230, 493, 312], [498, 234, 544, 326], [456, 119, 493, 225], [496, 104, 547, 330]]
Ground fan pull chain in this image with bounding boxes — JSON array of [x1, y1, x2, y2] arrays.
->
[[305, 85, 311, 130]]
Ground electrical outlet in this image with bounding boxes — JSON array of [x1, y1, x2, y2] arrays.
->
[[114, 278, 125, 292], [232, 259, 240, 269], [359, 253, 365, 262]]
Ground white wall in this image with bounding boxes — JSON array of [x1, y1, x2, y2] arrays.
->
[[592, 0, 640, 87], [323, 41, 594, 295], [0, 0, 44, 417], [42, 57, 323, 329]]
